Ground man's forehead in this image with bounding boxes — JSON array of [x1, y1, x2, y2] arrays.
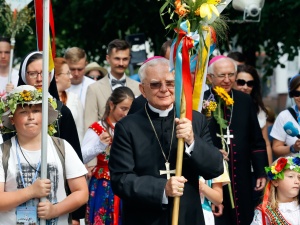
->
[[68, 60, 86, 68], [110, 48, 130, 57], [214, 60, 235, 71]]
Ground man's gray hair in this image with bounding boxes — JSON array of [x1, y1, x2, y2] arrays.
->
[[207, 57, 237, 75], [138, 57, 170, 82]]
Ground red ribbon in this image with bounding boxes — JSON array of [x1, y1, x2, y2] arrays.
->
[[174, 26, 194, 120], [34, 0, 56, 57], [113, 195, 120, 225], [181, 35, 194, 120], [261, 181, 271, 225]]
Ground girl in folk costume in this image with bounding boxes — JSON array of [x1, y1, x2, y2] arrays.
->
[[81, 86, 135, 225], [251, 156, 300, 225]]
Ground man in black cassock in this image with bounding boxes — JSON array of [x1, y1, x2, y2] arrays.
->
[[204, 56, 268, 225], [109, 56, 224, 225]]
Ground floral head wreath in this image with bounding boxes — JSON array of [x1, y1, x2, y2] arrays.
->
[[265, 156, 300, 180], [261, 156, 300, 225], [0, 85, 58, 136]]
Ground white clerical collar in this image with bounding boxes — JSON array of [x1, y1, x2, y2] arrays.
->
[[148, 103, 174, 117]]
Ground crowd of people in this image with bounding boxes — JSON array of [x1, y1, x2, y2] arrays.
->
[[0, 36, 299, 225]]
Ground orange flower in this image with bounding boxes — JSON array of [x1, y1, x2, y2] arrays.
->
[[13, 9, 17, 21], [174, 0, 189, 17]]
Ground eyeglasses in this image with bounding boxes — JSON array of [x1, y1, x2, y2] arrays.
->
[[58, 71, 71, 76], [236, 79, 255, 87], [143, 80, 175, 90], [211, 73, 236, 79], [26, 71, 52, 79], [289, 90, 300, 98]]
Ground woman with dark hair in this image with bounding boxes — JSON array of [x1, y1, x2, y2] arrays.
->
[[16, 51, 85, 223], [81, 86, 134, 225], [233, 64, 272, 165], [270, 74, 300, 156]]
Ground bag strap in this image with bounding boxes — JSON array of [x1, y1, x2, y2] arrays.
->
[[1, 139, 12, 182], [51, 136, 68, 192], [51, 136, 72, 224], [288, 107, 298, 123]]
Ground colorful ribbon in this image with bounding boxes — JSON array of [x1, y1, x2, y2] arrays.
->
[[171, 20, 200, 120], [34, 0, 55, 71]]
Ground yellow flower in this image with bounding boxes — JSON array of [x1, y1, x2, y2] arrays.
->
[[208, 101, 217, 111], [196, 0, 220, 20], [48, 124, 57, 136], [214, 86, 234, 106], [271, 166, 279, 174]]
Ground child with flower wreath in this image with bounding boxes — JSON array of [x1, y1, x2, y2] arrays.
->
[[251, 156, 300, 225], [0, 85, 88, 224]]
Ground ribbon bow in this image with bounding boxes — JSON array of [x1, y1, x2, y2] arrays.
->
[[111, 79, 126, 87]]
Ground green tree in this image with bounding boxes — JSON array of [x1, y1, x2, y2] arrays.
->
[[0, 0, 299, 75]]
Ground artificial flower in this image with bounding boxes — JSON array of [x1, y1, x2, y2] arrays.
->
[[265, 156, 300, 180], [197, 0, 220, 20], [292, 156, 300, 166], [275, 157, 287, 172]]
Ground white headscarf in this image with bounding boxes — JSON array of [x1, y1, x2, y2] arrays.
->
[[20, 51, 54, 84]]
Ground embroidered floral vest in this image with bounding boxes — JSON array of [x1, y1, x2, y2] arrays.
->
[[257, 204, 291, 225]]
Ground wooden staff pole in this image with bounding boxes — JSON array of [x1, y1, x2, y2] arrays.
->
[[172, 93, 186, 225], [8, 37, 15, 84]]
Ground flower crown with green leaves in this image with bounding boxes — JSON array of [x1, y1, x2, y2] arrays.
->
[[265, 156, 300, 180], [0, 88, 58, 136]]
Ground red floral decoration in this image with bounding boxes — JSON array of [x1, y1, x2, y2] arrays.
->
[[275, 158, 287, 172]]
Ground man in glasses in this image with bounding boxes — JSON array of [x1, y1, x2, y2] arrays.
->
[[204, 56, 268, 225], [64, 47, 95, 109], [109, 56, 223, 225]]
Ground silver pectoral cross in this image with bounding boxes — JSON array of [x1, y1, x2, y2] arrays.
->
[[160, 162, 175, 180], [223, 127, 234, 144]]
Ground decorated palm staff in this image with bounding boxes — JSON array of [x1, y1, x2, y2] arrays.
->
[[0, 2, 33, 84], [160, 1, 232, 224], [0, 85, 88, 224], [251, 156, 300, 225]]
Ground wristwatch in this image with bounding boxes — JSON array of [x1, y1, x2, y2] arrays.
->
[[290, 145, 297, 153]]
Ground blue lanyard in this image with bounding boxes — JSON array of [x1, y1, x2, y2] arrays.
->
[[294, 105, 300, 124], [15, 137, 41, 188]]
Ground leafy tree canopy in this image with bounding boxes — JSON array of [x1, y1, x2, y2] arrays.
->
[[0, 0, 299, 77]]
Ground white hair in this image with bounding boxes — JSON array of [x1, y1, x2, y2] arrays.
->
[[138, 57, 170, 82], [207, 57, 237, 75]]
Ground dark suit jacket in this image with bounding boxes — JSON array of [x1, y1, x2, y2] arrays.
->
[[109, 105, 223, 225]]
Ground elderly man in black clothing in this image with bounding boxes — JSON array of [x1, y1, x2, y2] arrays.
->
[[204, 56, 268, 225], [109, 56, 223, 225]]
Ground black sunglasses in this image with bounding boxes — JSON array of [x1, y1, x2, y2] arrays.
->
[[289, 90, 300, 98], [236, 79, 255, 88], [143, 80, 175, 90]]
